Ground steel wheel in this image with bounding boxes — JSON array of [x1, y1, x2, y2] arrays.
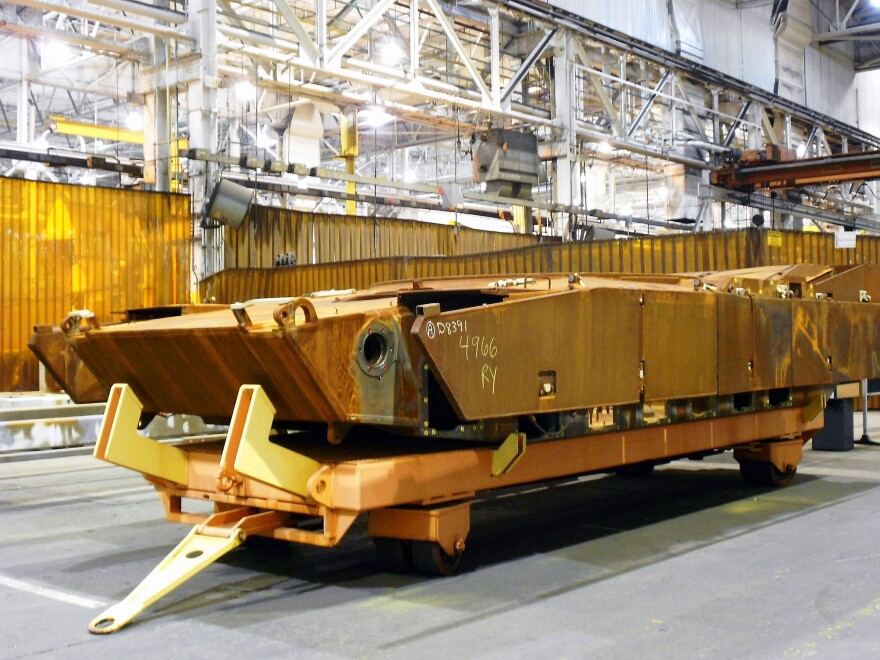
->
[[757, 462, 796, 487], [410, 541, 462, 576], [739, 459, 796, 487]]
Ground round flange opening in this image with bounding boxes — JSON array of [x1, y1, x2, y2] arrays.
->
[[363, 332, 389, 368], [357, 323, 396, 377]]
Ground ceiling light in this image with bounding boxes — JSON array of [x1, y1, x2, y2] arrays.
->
[[297, 176, 318, 190], [361, 106, 394, 128], [872, 0, 880, 8], [380, 41, 406, 66], [125, 111, 143, 131], [596, 140, 614, 154], [256, 127, 276, 150], [796, 143, 807, 158], [41, 41, 72, 69], [234, 80, 256, 102]]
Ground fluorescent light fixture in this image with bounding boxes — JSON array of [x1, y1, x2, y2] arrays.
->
[[361, 106, 394, 128], [297, 175, 320, 190], [234, 80, 256, 102], [125, 111, 143, 131], [256, 127, 276, 150], [380, 40, 406, 66], [41, 41, 72, 69], [796, 143, 807, 158], [596, 140, 614, 154]]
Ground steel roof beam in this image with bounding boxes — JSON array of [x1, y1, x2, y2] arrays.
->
[[500, 28, 557, 105], [9, 0, 191, 42], [271, 0, 321, 64], [0, 21, 147, 61], [83, 0, 185, 25], [424, 0, 492, 102], [503, 0, 880, 149]]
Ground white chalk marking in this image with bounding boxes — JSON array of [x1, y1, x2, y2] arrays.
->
[[0, 573, 108, 609]]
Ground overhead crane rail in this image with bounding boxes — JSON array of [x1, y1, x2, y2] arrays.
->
[[711, 149, 880, 190]]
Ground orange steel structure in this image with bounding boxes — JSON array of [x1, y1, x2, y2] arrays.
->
[[711, 149, 880, 190], [39, 262, 880, 632]]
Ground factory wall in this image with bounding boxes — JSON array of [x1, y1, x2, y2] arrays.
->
[[201, 228, 878, 303], [699, 2, 776, 92], [856, 69, 880, 137], [805, 44, 857, 125], [225, 206, 543, 268], [0, 179, 191, 392], [552, 0, 673, 50]]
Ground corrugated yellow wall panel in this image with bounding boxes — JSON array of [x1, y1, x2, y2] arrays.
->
[[224, 207, 543, 267], [0, 179, 190, 392], [201, 228, 880, 304]]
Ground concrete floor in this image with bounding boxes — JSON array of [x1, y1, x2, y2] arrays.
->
[[2, 418, 880, 659]]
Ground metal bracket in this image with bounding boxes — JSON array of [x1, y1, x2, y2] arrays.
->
[[802, 393, 827, 423], [88, 507, 286, 634], [491, 432, 526, 476], [272, 297, 317, 329], [734, 438, 804, 474], [230, 297, 295, 329], [60, 309, 100, 334], [368, 501, 471, 557], [220, 384, 320, 497], [94, 384, 187, 485]]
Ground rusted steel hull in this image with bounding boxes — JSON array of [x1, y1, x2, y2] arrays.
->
[[59, 265, 880, 442], [28, 325, 108, 403]]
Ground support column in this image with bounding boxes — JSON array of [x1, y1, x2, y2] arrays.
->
[[316, 0, 327, 66], [551, 32, 575, 238], [489, 6, 500, 109], [409, 0, 419, 81], [186, 0, 220, 281], [16, 39, 28, 145]]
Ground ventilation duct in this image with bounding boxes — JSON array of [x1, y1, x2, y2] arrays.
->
[[202, 178, 253, 229]]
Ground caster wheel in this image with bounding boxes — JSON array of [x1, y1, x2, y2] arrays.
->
[[410, 541, 462, 576], [757, 462, 796, 487], [374, 537, 412, 573], [739, 460, 796, 487]]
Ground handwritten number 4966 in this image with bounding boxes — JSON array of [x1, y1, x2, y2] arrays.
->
[[459, 334, 498, 360]]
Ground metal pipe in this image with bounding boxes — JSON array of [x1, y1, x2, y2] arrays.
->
[[577, 124, 709, 170], [0, 22, 146, 61], [683, 139, 731, 153], [10, 0, 190, 42], [215, 60, 556, 133], [217, 24, 301, 53], [710, 187, 880, 232], [82, 0, 185, 24]]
